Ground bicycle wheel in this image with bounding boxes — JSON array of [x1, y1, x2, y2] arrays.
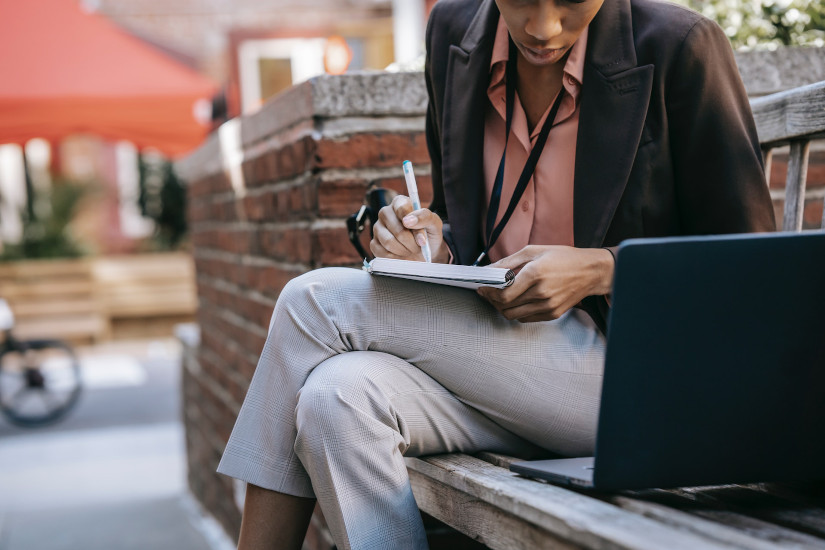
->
[[0, 339, 82, 426]]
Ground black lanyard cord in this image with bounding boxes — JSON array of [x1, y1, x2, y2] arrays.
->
[[475, 38, 566, 266]]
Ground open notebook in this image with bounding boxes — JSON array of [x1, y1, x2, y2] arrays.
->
[[364, 258, 515, 289]]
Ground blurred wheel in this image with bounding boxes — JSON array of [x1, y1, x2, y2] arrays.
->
[[0, 340, 82, 426]]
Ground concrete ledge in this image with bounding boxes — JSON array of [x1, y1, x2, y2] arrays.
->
[[241, 71, 427, 148], [736, 47, 825, 97]]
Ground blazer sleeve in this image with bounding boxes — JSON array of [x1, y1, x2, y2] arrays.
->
[[666, 18, 775, 234], [423, 3, 459, 259]]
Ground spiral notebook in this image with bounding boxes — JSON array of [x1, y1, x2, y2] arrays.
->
[[363, 258, 514, 289]]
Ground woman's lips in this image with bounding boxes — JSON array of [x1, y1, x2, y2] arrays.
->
[[522, 45, 565, 64]]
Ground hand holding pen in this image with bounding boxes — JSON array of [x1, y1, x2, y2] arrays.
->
[[368, 161, 448, 263], [402, 161, 432, 262]]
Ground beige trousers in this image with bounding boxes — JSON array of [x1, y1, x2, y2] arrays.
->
[[217, 267, 606, 549]]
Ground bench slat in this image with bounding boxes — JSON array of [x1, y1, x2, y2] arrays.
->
[[671, 485, 825, 541], [762, 147, 773, 188], [476, 451, 825, 548], [409, 468, 581, 550], [783, 140, 811, 231], [406, 454, 782, 550], [610, 496, 795, 550], [751, 81, 825, 147]]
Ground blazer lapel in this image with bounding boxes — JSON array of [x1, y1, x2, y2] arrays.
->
[[574, 0, 654, 248], [442, 0, 498, 264]]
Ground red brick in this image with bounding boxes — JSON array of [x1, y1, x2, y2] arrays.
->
[[278, 144, 297, 179], [312, 227, 363, 266], [803, 197, 824, 229], [768, 154, 825, 189], [318, 179, 367, 217], [259, 227, 312, 263], [315, 132, 429, 170], [241, 159, 255, 188], [275, 189, 291, 218], [372, 175, 434, 204], [289, 186, 304, 213]]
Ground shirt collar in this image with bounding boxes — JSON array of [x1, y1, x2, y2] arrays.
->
[[489, 16, 588, 88]]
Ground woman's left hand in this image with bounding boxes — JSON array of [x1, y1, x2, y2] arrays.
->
[[477, 245, 614, 323]]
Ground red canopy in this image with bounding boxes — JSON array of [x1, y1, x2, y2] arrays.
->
[[0, 0, 218, 157]]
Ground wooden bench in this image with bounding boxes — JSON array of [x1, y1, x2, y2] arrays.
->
[[404, 81, 825, 549], [0, 258, 109, 343], [0, 252, 197, 343], [91, 252, 198, 339]]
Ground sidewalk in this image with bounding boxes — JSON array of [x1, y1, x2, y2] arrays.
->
[[0, 339, 234, 550]]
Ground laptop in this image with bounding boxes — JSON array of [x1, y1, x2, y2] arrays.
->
[[510, 231, 825, 490]]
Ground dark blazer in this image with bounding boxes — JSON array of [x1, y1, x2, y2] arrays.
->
[[424, 0, 776, 332]]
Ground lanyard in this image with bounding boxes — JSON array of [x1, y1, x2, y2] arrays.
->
[[473, 38, 566, 266]]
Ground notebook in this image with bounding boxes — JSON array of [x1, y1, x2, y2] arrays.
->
[[364, 258, 514, 289]]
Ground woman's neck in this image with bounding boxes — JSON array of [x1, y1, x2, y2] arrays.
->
[[516, 52, 568, 132]]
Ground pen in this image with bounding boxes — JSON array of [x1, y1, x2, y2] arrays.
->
[[402, 160, 432, 263]]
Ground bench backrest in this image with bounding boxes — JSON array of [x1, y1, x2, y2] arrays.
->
[[751, 80, 825, 232]]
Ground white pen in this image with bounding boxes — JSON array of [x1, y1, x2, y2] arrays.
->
[[402, 160, 432, 263]]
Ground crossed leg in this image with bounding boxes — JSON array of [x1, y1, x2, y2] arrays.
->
[[219, 268, 605, 549]]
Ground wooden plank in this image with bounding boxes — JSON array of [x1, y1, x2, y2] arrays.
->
[[762, 147, 773, 188], [92, 253, 194, 280], [751, 80, 825, 147], [674, 485, 825, 541], [610, 496, 790, 550], [10, 300, 99, 318], [614, 488, 825, 549], [473, 452, 824, 548], [0, 281, 96, 299], [409, 468, 581, 550], [0, 259, 91, 279], [15, 316, 107, 342], [98, 283, 195, 296], [91, 253, 197, 319], [406, 454, 767, 550], [783, 140, 810, 231]]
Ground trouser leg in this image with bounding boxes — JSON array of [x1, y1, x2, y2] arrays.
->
[[293, 351, 545, 550], [218, 268, 605, 546]]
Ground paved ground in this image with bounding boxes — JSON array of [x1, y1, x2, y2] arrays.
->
[[0, 339, 234, 550]]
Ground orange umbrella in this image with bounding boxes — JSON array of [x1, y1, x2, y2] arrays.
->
[[0, 0, 218, 157]]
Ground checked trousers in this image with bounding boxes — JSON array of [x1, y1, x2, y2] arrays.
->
[[217, 267, 605, 549]]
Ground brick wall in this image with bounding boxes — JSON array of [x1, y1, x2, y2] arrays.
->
[[177, 72, 441, 547], [177, 68, 825, 548]]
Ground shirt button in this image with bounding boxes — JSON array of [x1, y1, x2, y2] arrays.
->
[[521, 201, 529, 212]]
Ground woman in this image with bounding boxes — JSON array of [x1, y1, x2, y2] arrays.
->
[[218, 1, 775, 548]]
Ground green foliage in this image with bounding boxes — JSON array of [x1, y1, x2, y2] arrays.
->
[[138, 154, 187, 250], [673, 0, 825, 48], [1, 181, 88, 261]]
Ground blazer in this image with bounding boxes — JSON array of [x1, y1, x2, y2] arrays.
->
[[424, 0, 776, 332]]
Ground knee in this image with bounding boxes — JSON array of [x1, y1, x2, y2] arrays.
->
[[293, 354, 394, 457], [277, 267, 367, 311], [269, 268, 351, 333]]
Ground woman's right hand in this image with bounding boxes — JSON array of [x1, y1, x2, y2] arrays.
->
[[370, 195, 450, 263]]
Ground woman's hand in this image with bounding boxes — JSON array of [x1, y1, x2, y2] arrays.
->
[[370, 195, 450, 263], [477, 245, 614, 323]]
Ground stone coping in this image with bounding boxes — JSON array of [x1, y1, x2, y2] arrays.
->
[[177, 47, 825, 182], [735, 46, 825, 98], [177, 71, 427, 182]]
